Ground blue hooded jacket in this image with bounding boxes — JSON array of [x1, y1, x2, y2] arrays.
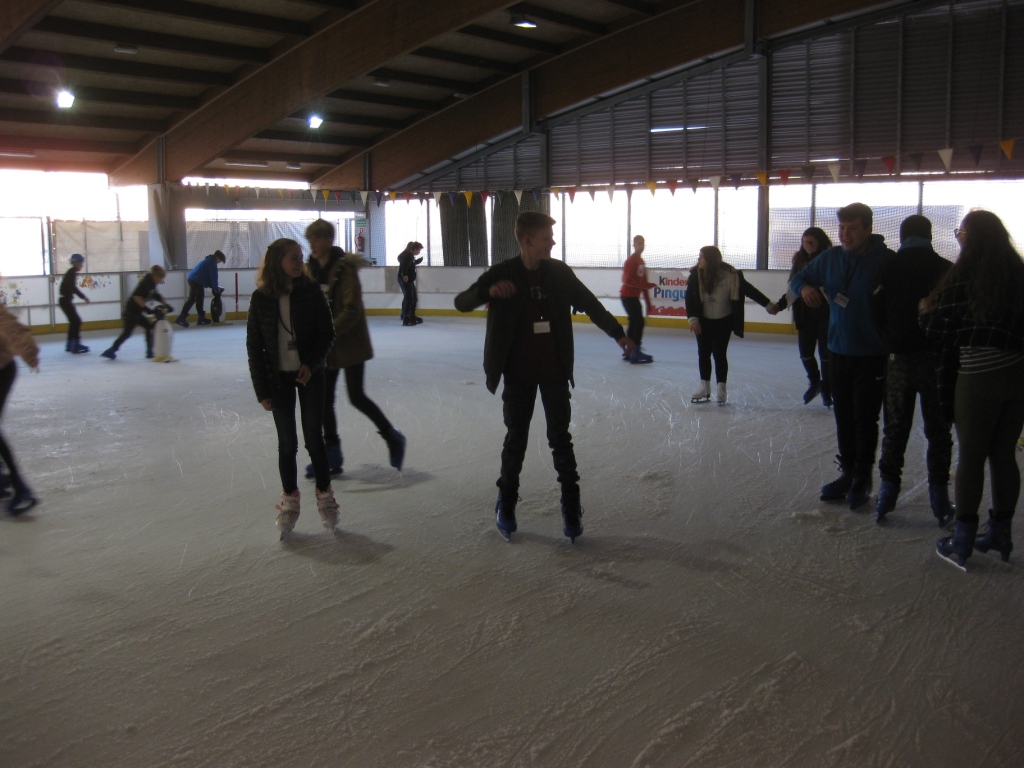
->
[[790, 234, 894, 356], [187, 254, 220, 289]]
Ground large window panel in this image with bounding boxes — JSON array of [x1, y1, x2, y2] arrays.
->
[[768, 185, 814, 270], [562, 192, 628, 267], [630, 188, 715, 268], [717, 186, 759, 269]]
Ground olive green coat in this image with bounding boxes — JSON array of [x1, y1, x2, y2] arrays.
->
[[324, 252, 374, 370]]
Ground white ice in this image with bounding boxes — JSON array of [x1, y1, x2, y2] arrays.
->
[[1, 317, 1022, 767]]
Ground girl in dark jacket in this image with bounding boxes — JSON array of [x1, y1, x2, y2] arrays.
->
[[769, 227, 833, 406], [685, 246, 773, 405], [246, 238, 338, 537]]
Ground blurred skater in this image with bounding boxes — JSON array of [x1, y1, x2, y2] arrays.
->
[[304, 219, 406, 478], [101, 266, 170, 360], [685, 246, 774, 405], [767, 228, 833, 405], [455, 211, 634, 543], [0, 300, 40, 514], [397, 241, 424, 325], [246, 238, 339, 537], [175, 250, 225, 327], [620, 234, 656, 364], [59, 253, 91, 354]]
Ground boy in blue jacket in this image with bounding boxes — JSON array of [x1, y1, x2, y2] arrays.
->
[[176, 250, 225, 327]]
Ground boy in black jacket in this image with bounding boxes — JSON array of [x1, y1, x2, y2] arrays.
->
[[455, 211, 634, 542], [59, 253, 90, 353]]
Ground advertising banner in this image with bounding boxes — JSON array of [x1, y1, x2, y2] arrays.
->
[[648, 269, 690, 317]]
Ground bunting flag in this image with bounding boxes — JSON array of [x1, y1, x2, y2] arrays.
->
[[606, 185, 615, 201], [334, 190, 342, 202], [448, 191, 458, 206], [666, 180, 679, 195], [588, 187, 597, 201], [908, 153, 923, 171], [480, 190, 489, 204], [938, 147, 954, 172], [387, 191, 397, 201], [278, 189, 285, 199], [645, 181, 657, 195], [779, 169, 791, 184], [433, 191, 444, 203], [531, 188, 541, 203], [374, 190, 384, 206], [730, 173, 742, 189], [827, 163, 841, 182], [754, 172, 768, 187], [625, 185, 634, 199], [688, 178, 699, 193], [494, 190, 505, 206], [322, 189, 330, 203], [462, 190, 473, 206], [254, 187, 260, 198], [205, 184, 210, 196], [852, 159, 867, 178], [882, 156, 896, 175], [801, 165, 815, 181], [514, 189, 524, 204], [550, 187, 561, 199], [709, 175, 721, 190], [566, 187, 575, 203], [1000, 139, 1015, 160], [287, 189, 294, 199], [360, 191, 370, 206], [969, 145, 983, 166]]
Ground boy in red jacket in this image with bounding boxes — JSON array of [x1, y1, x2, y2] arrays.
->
[[620, 235, 656, 363]]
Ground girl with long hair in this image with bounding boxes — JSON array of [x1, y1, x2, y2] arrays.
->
[[920, 210, 1024, 569], [685, 246, 773, 405], [246, 238, 339, 538], [769, 227, 833, 406]]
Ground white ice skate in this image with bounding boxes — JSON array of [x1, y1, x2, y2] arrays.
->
[[691, 380, 711, 403], [315, 486, 340, 533], [276, 490, 300, 539], [716, 382, 728, 405]]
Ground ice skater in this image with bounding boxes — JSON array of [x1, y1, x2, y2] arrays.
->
[[766, 228, 833, 405], [101, 266, 170, 360], [0, 300, 40, 515], [59, 253, 91, 354], [920, 210, 1024, 570], [454, 211, 634, 543], [303, 219, 406, 478], [397, 241, 424, 325], [246, 238, 339, 537], [685, 246, 774, 405], [175, 250, 225, 327], [620, 234, 656, 364]]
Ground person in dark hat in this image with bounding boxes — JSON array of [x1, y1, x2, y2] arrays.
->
[[59, 253, 90, 354]]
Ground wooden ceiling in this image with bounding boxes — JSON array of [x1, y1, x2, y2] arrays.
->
[[0, 0, 907, 190]]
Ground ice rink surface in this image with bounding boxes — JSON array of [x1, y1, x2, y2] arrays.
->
[[1, 316, 1022, 767]]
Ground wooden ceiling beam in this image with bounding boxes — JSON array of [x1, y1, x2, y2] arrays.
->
[[412, 46, 521, 75], [0, 77, 199, 109], [509, 3, 607, 36], [108, 0, 518, 186], [0, 0, 62, 55], [599, 0, 657, 15], [254, 130, 374, 148], [1, 46, 235, 85], [287, 111, 407, 130], [368, 67, 480, 93], [326, 88, 440, 111], [0, 133, 136, 154], [1, 108, 167, 132], [458, 24, 562, 54], [85, 0, 312, 38], [313, 0, 896, 190], [221, 150, 346, 165]]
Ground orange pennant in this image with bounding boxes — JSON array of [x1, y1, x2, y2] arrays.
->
[[755, 172, 768, 187], [1000, 139, 1015, 160]]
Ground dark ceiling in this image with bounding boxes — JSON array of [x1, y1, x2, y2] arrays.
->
[[0, 0, 910, 190]]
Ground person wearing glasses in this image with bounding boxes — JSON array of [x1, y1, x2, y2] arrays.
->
[[920, 210, 1024, 570], [791, 203, 896, 510]]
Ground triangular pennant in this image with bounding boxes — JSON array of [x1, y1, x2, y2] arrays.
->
[[287, 189, 294, 199], [480, 190, 489, 204], [908, 153, 923, 171], [432, 191, 444, 203], [709, 175, 721, 190], [360, 191, 369, 206], [1000, 139, 1015, 160], [403, 191, 412, 203], [448, 191, 458, 206], [387, 191, 397, 201], [606, 185, 614, 201], [666, 180, 679, 195], [852, 159, 867, 178], [566, 187, 575, 203], [588, 188, 596, 201], [532, 188, 541, 203], [827, 163, 841, 182], [754, 172, 768, 187], [730, 173, 742, 189], [625, 185, 634, 199], [514, 190, 523, 204], [938, 147, 954, 172], [968, 145, 983, 166], [334, 190, 342, 202], [550, 187, 560, 200], [882, 156, 896, 175], [645, 181, 657, 195], [322, 189, 330, 202], [374, 191, 384, 206], [254, 187, 260, 198], [779, 169, 791, 185], [801, 165, 815, 181], [278, 189, 285, 199], [495, 190, 505, 206], [688, 178, 699, 193]]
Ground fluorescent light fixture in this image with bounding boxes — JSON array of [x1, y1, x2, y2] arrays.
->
[[285, 163, 302, 170], [113, 44, 138, 54], [509, 13, 537, 28], [56, 90, 75, 108], [308, 115, 323, 129], [810, 157, 840, 163], [223, 160, 269, 168], [650, 125, 707, 133], [0, 150, 37, 158]]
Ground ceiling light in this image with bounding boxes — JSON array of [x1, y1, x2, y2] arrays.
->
[[650, 125, 707, 133], [224, 160, 269, 168], [509, 13, 537, 28], [56, 90, 75, 108], [0, 150, 37, 158], [373, 78, 390, 88], [113, 44, 138, 54], [308, 115, 323, 129], [285, 163, 301, 170]]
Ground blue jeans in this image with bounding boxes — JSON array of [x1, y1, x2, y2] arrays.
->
[[271, 370, 329, 493], [399, 278, 417, 321]]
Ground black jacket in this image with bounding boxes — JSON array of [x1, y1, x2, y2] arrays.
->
[[246, 276, 335, 403], [871, 241, 951, 354], [397, 250, 421, 282], [454, 257, 625, 393], [59, 268, 86, 301], [685, 268, 771, 338]]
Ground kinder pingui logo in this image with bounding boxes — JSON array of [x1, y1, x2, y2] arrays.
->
[[653, 275, 686, 302]]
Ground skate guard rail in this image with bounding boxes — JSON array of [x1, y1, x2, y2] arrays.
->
[[2, 267, 797, 334]]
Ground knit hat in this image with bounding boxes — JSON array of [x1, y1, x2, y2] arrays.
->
[[69, 253, 85, 264]]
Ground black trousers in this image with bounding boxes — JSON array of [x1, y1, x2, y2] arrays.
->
[[111, 310, 153, 354], [830, 351, 886, 475], [271, 370, 329, 494], [796, 311, 829, 392], [399, 278, 417, 321], [0, 362, 27, 492], [322, 364, 394, 448], [498, 378, 580, 498], [180, 280, 205, 318], [59, 297, 82, 343], [878, 350, 952, 485], [695, 316, 733, 382], [621, 297, 645, 347]]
